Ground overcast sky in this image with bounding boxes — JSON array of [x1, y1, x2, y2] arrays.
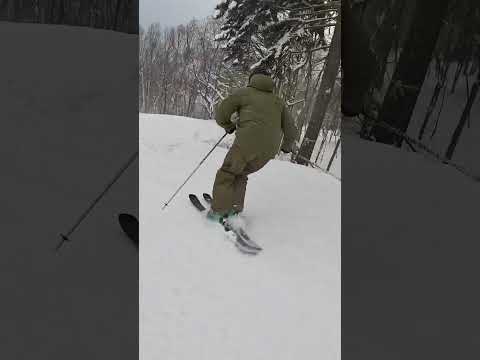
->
[[140, 0, 220, 29]]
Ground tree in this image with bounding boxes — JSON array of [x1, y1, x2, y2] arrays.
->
[[214, 0, 337, 77], [295, 19, 340, 165], [139, 18, 246, 119], [373, 0, 451, 146], [215, 0, 341, 166], [445, 70, 480, 160], [418, 0, 480, 141], [0, 0, 138, 34]]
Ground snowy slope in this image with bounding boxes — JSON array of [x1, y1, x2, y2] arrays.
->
[[140, 114, 341, 360], [1, 22, 138, 359], [342, 133, 480, 358]]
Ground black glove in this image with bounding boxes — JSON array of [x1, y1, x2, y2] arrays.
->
[[226, 126, 236, 134], [281, 148, 291, 154]]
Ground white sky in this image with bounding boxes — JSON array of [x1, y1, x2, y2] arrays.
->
[[140, 0, 220, 29]]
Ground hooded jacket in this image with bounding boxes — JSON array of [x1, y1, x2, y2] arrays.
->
[[215, 74, 297, 160]]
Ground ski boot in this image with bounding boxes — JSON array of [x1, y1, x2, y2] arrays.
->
[[206, 209, 228, 223]]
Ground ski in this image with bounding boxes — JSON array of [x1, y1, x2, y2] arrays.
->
[[201, 193, 262, 251], [189, 194, 206, 211], [222, 219, 261, 255], [202, 193, 213, 203], [188, 194, 260, 255], [118, 213, 139, 248]]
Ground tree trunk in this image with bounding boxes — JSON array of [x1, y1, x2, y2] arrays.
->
[[417, 61, 450, 140], [327, 138, 341, 172], [373, 0, 451, 146], [444, 71, 479, 160], [371, 0, 408, 92], [295, 19, 341, 165]]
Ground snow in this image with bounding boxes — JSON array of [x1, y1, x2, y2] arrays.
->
[[1, 22, 137, 358], [140, 114, 341, 360], [275, 31, 291, 59], [239, 14, 255, 32], [214, 29, 228, 40], [342, 132, 480, 357]]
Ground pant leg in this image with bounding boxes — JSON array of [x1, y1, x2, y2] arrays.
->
[[211, 145, 247, 214], [232, 175, 248, 213], [232, 156, 270, 213]]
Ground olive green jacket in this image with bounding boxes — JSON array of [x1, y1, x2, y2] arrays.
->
[[215, 74, 297, 160]]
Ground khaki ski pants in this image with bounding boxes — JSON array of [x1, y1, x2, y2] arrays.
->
[[211, 145, 270, 214]]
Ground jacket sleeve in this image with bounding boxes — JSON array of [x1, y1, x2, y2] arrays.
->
[[215, 91, 242, 133], [280, 104, 298, 152]]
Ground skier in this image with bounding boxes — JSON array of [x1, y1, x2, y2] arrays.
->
[[207, 68, 298, 222]]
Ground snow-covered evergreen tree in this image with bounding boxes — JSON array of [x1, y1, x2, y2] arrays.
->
[[214, 0, 339, 80], [214, 0, 341, 168]]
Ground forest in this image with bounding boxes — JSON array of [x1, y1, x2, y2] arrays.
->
[[2, 0, 477, 177], [0, 0, 138, 33], [140, 0, 479, 178], [140, 0, 341, 169], [351, 0, 479, 179]]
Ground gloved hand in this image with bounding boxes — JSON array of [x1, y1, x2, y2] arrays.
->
[[226, 126, 236, 134], [281, 148, 291, 154]]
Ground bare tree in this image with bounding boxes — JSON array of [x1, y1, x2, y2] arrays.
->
[[373, 0, 451, 146], [445, 70, 479, 160], [296, 19, 340, 165], [0, 0, 138, 33]]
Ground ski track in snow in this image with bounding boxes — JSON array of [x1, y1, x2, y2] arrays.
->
[[140, 114, 340, 360]]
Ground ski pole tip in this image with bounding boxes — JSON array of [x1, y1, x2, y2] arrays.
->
[[55, 234, 70, 252]]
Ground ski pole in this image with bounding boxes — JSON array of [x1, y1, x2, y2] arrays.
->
[[56, 151, 139, 252], [162, 133, 228, 210]]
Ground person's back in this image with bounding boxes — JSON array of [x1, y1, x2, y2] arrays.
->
[[215, 72, 297, 160]]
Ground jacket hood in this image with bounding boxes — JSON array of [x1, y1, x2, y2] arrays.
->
[[249, 74, 274, 92]]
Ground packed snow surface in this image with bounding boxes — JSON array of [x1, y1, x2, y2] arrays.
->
[[140, 114, 341, 360]]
